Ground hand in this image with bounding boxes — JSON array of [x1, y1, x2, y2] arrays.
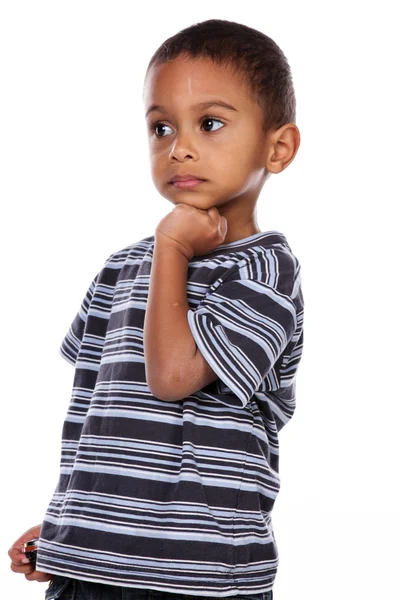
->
[[8, 524, 52, 583], [155, 204, 228, 260]]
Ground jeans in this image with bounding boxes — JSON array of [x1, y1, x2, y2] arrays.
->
[[44, 576, 273, 600]]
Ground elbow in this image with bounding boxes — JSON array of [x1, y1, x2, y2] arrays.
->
[[148, 383, 183, 402], [146, 370, 185, 402]]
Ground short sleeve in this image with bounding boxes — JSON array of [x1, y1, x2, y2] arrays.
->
[[59, 275, 98, 366], [187, 255, 298, 407]]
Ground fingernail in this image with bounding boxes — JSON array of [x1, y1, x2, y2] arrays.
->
[[21, 558, 30, 564]]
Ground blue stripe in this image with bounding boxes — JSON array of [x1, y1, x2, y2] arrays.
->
[[43, 232, 303, 594]]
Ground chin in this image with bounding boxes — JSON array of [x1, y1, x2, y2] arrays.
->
[[164, 192, 214, 209]]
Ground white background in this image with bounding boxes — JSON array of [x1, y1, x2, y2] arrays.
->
[[1, 1, 399, 599]]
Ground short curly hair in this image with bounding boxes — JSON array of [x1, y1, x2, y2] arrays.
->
[[145, 19, 296, 133]]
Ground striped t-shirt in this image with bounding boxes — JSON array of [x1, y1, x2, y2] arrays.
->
[[36, 230, 304, 596]]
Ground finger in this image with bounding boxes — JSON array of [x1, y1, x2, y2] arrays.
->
[[10, 561, 35, 575], [207, 206, 220, 222], [10, 545, 36, 568], [25, 570, 52, 583], [13, 549, 30, 560], [220, 216, 228, 237], [8, 524, 42, 560], [9, 547, 24, 561], [8, 544, 23, 561], [10, 550, 33, 568], [218, 216, 228, 240], [36, 576, 53, 583]]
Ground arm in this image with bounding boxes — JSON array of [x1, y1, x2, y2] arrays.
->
[[144, 235, 218, 402]]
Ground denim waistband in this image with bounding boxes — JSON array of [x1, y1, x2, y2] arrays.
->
[[45, 575, 273, 600]]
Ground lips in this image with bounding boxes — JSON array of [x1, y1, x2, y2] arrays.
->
[[169, 174, 205, 183]]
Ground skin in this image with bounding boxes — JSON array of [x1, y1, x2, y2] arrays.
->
[[143, 55, 300, 401], [143, 54, 300, 244], [9, 54, 301, 580], [8, 523, 52, 583]]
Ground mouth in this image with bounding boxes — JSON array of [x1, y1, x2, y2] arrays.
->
[[169, 175, 207, 189]]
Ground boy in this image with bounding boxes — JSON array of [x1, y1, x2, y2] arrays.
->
[[9, 18, 303, 600]]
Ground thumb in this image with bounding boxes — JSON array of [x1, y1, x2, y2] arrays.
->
[[220, 216, 228, 239]]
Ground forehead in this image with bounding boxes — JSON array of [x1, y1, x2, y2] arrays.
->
[[143, 56, 254, 111]]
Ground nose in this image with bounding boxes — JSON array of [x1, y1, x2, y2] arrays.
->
[[169, 131, 199, 162]]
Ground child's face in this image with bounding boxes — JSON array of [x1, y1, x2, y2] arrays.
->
[[143, 56, 272, 216]]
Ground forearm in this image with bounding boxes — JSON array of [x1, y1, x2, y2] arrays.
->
[[144, 235, 198, 401]]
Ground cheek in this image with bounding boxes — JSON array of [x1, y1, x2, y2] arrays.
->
[[216, 148, 251, 178], [229, 138, 264, 175], [149, 161, 162, 191], [149, 152, 162, 177], [149, 144, 168, 170]]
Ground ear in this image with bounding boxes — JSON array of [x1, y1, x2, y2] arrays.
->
[[265, 123, 301, 174]]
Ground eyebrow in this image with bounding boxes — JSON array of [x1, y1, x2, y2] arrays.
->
[[145, 100, 238, 118]]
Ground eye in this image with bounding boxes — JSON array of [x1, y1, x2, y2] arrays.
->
[[150, 122, 174, 138], [201, 118, 224, 132]]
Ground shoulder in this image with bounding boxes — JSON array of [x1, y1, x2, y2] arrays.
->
[[244, 244, 301, 297], [100, 235, 155, 270], [209, 232, 301, 300], [188, 230, 301, 301]]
